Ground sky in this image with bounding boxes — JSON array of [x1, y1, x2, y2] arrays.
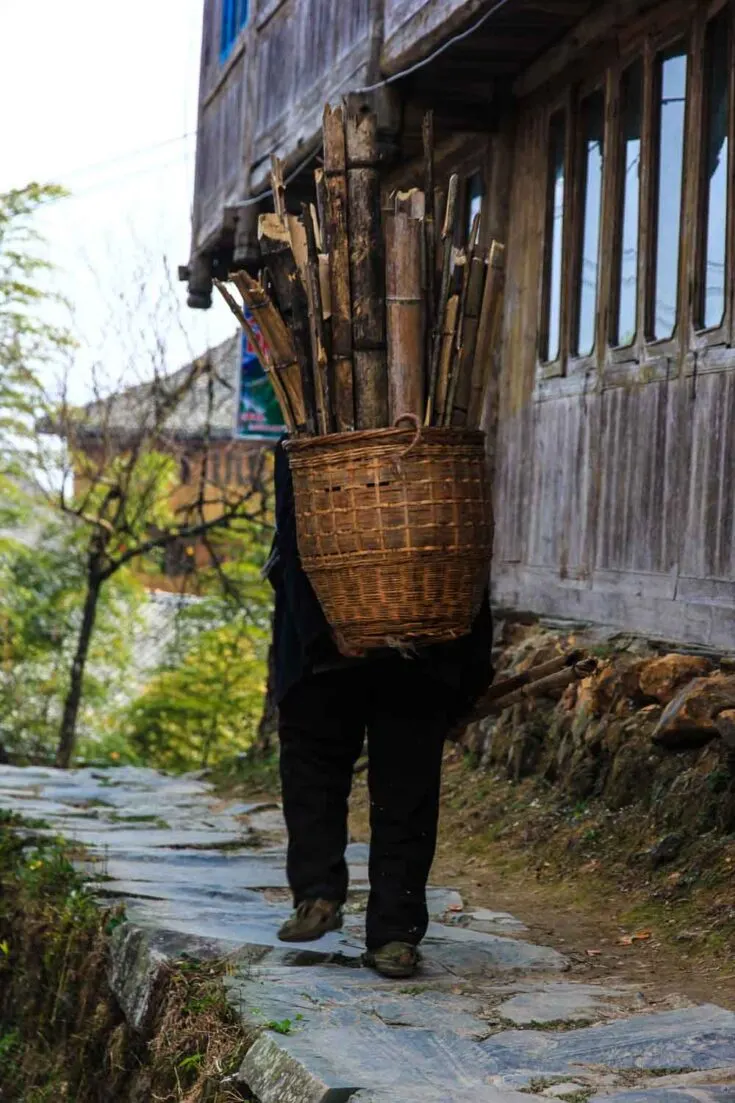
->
[[0, 0, 234, 402]]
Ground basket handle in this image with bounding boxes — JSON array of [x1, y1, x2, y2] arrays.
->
[[393, 413, 422, 460]]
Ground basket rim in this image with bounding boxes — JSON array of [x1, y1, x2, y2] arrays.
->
[[284, 424, 485, 455]]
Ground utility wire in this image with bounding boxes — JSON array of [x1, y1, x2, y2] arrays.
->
[[58, 0, 513, 208]]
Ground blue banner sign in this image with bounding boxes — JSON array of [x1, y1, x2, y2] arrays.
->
[[236, 319, 285, 441]]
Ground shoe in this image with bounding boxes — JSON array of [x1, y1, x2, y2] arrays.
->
[[277, 899, 343, 942], [363, 941, 420, 978]]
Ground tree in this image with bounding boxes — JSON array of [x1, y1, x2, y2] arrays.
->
[[47, 364, 272, 768], [0, 522, 142, 761], [0, 184, 72, 511]]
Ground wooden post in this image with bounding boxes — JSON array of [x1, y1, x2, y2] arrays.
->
[[345, 97, 388, 429], [323, 104, 355, 431], [386, 210, 424, 422]]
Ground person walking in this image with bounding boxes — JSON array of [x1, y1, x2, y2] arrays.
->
[[265, 439, 493, 978]]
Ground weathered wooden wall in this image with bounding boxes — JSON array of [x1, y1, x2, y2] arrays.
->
[[492, 39, 735, 648]]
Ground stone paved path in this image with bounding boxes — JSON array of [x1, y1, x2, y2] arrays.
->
[[2, 764, 735, 1103]]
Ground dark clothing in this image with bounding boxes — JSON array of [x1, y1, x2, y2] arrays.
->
[[279, 662, 453, 950], [268, 437, 493, 947]]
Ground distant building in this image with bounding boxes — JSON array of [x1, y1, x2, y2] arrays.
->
[[183, 0, 735, 650], [67, 333, 274, 585]]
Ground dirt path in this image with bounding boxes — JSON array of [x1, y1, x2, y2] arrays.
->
[[348, 749, 735, 1014]]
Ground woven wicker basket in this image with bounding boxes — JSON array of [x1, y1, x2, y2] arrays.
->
[[284, 423, 493, 652]]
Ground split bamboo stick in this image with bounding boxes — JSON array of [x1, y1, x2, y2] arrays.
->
[[258, 213, 318, 434], [323, 104, 355, 432], [386, 210, 424, 422], [301, 204, 332, 434], [231, 270, 308, 433], [467, 240, 506, 429], [425, 174, 459, 426], [213, 278, 296, 433], [443, 240, 472, 426], [434, 293, 459, 426], [422, 111, 436, 383], [345, 96, 388, 429]]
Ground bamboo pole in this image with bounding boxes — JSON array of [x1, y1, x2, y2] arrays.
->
[[467, 240, 506, 429], [258, 213, 318, 434], [434, 293, 459, 426], [323, 104, 355, 432], [301, 204, 332, 434], [213, 278, 296, 433], [449, 222, 485, 426], [443, 237, 473, 426], [386, 210, 424, 422], [422, 111, 436, 383], [345, 97, 388, 429], [425, 174, 459, 426]]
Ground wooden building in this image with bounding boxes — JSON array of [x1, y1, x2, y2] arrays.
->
[[184, 0, 735, 649]]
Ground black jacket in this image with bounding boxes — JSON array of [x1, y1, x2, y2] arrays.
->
[[267, 439, 493, 713]]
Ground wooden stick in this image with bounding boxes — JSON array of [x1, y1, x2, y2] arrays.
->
[[468, 240, 506, 429], [301, 203, 332, 434], [213, 278, 296, 433], [314, 168, 328, 250], [443, 240, 473, 426], [425, 173, 459, 426], [386, 210, 424, 422], [230, 271, 307, 433], [449, 253, 486, 427], [345, 96, 388, 429], [480, 650, 584, 704], [258, 213, 318, 434], [323, 104, 355, 431], [473, 659, 598, 717], [434, 293, 459, 426], [422, 111, 436, 382], [270, 155, 287, 222]]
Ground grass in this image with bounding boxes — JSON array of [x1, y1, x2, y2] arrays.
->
[[0, 814, 253, 1102]]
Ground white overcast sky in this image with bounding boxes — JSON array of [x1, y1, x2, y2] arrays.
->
[[1, 0, 234, 401]]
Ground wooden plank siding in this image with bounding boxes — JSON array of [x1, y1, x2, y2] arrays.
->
[[493, 0, 735, 647]]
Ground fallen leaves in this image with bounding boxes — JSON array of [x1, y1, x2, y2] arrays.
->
[[618, 929, 653, 946]]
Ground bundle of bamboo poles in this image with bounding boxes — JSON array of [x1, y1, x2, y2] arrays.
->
[[214, 101, 506, 437]]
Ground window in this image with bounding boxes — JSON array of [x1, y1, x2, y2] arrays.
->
[[612, 60, 643, 347], [574, 90, 605, 356], [698, 10, 730, 330], [649, 40, 688, 341], [536, 6, 735, 378], [220, 0, 248, 64], [542, 111, 567, 363]]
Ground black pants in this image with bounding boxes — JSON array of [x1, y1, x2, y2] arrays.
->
[[278, 660, 456, 951]]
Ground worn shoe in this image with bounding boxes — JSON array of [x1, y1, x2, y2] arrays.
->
[[277, 899, 343, 942], [363, 942, 420, 978]]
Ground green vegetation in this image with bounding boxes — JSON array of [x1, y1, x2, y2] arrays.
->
[[0, 818, 252, 1101]]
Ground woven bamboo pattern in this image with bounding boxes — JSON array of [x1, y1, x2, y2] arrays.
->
[[285, 425, 493, 652]]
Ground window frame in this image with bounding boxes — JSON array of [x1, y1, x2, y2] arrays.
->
[[539, 90, 574, 379], [643, 25, 692, 354], [568, 77, 608, 376], [534, 2, 735, 390], [691, 0, 735, 351]]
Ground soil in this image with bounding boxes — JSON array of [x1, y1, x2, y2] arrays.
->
[[347, 748, 735, 1012]]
